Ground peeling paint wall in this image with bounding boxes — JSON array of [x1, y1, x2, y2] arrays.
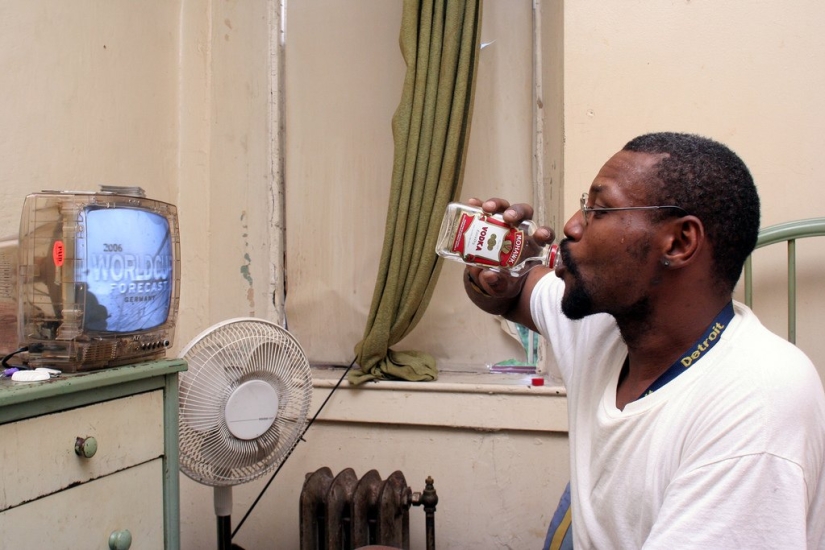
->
[[202, 1, 272, 328], [239, 210, 256, 314]]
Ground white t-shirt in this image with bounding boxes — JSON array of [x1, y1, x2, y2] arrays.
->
[[531, 273, 825, 549]]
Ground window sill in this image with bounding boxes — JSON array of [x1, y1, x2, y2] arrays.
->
[[310, 366, 569, 433]]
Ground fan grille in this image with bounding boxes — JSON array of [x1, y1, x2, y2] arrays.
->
[[178, 318, 312, 486]]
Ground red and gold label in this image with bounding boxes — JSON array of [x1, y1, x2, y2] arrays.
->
[[451, 213, 524, 268]]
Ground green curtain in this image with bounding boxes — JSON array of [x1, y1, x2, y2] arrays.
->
[[349, 0, 483, 384]]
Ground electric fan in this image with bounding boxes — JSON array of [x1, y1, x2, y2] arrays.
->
[[178, 317, 313, 550]]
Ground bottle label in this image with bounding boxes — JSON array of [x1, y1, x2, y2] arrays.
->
[[450, 213, 524, 268]]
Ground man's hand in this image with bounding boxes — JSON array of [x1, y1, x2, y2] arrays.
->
[[462, 197, 555, 326]]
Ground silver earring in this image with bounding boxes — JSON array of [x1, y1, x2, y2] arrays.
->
[[662, 259, 671, 267]]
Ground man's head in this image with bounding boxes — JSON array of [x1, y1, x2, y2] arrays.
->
[[558, 132, 760, 321], [623, 132, 761, 292]]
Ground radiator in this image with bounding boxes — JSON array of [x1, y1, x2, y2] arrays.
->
[[300, 467, 437, 550]]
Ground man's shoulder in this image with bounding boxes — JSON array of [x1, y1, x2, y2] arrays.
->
[[726, 302, 815, 371]]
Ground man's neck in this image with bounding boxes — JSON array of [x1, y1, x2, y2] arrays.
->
[[614, 295, 731, 410]]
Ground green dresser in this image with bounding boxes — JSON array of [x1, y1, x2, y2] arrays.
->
[[0, 359, 186, 549]]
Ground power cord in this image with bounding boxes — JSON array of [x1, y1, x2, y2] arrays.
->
[[230, 357, 356, 539], [1, 346, 28, 369]]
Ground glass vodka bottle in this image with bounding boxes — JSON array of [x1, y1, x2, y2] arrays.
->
[[435, 202, 561, 277]]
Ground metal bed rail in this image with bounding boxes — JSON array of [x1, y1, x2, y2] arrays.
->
[[743, 217, 825, 344]]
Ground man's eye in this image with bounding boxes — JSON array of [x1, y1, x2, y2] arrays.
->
[[591, 209, 609, 218]]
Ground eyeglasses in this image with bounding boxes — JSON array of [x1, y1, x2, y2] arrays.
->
[[580, 192, 688, 227]]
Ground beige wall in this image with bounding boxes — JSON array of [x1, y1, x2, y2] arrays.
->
[[1, 1, 824, 549], [0, 1, 180, 224], [562, 0, 825, 224]]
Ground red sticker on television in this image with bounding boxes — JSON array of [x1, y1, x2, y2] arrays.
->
[[53, 241, 65, 267]]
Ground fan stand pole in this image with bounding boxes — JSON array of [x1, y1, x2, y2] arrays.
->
[[215, 486, 234, 550]]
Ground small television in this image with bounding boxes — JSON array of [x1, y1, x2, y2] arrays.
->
[[0, 187, 181, 372]]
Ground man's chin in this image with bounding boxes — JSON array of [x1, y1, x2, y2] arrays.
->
[[561, 287, 593, 320], [561, 304, 589, 320]]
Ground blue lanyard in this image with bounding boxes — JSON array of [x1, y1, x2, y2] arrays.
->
[[629, 301, 735, 401]]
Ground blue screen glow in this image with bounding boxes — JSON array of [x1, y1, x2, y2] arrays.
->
[[80, 207, 173, 332]]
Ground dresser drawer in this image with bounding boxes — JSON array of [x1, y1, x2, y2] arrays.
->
[[0, 459, 164, 549], [0, 390, 164, 511]]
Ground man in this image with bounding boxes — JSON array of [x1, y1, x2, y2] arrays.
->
[[462, 132, 825, 548]]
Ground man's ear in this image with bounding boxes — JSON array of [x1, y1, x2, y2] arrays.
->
[[662, 216, 704, 268]]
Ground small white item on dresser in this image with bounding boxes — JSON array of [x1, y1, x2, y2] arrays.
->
[[11, 370, 49, 382]]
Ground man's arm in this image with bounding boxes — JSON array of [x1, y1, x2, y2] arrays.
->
[[464, 264, 551, 332]]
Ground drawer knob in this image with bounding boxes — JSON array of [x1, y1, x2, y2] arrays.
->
[[108, 529, 132, 550], [74, 436, 98, 458]]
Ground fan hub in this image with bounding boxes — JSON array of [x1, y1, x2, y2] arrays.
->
[[225, 379, 280, 440]]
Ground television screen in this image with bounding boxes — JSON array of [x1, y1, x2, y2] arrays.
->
[[80, 207, 174, 332]]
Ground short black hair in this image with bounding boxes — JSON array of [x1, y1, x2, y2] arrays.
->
[[623, 132, 760, 292]]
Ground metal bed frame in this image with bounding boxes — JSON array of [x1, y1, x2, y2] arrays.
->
[[743, 217, 825, 344]]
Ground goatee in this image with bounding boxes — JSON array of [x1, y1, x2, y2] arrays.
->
[[559, 239, 593, 320]]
